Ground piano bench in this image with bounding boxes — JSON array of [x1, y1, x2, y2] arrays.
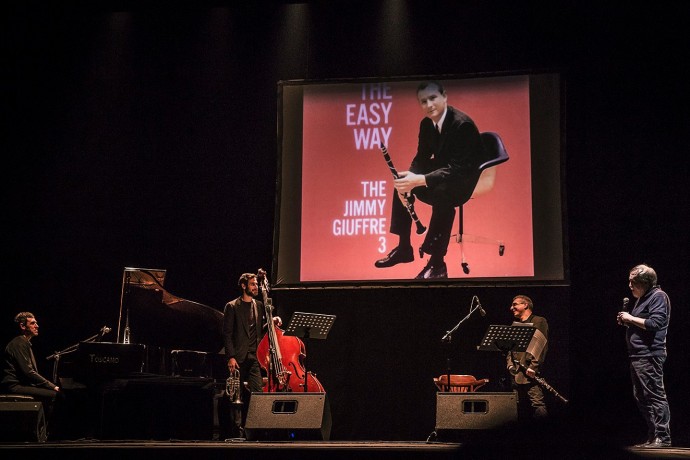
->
[[0, 394, 47, 442]]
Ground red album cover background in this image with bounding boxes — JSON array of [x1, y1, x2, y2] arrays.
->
[[301, 76, 532, 281]]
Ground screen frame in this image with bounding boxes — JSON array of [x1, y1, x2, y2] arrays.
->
[[272, 70, 568, 290]]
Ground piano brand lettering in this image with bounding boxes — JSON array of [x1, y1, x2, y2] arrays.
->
[[88, 353, 120, 364]]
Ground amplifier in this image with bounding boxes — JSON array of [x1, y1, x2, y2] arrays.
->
[[0, 398, 47, 442], [435, 391, 517, 431], [245, 392, 331, 441]]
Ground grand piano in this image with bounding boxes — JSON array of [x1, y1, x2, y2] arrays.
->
[[115, 267, 226, 376], [56, 267, 228, 440]]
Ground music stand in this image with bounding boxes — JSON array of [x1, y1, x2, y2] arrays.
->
[[478, 324, 547, 391], [477, 324, 536, 353], [284, 312, 336, 391]]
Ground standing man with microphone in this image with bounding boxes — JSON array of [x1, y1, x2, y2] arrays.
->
[[617, 264, 672, 449]]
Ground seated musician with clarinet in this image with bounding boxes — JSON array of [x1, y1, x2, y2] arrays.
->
[[220, 272, 281, 440], [374, 80, 485, 279]]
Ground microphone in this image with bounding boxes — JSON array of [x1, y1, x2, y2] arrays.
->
[[95, 325, 111, 343], [619, 298, 630, 328], [476, 297, 487, 317]]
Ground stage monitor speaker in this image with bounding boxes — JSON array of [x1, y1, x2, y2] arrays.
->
[[0, 400, 47, 442], [435, 392, 517, 432], [245, 392, 331, 441]]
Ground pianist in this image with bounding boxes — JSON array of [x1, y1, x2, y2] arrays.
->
[[1, 312, 61, 434]]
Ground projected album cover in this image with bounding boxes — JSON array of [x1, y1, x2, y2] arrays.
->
[[276, 73, 564, 285]]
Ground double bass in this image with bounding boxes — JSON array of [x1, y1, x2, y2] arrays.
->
[[256, 269, 325, 393]]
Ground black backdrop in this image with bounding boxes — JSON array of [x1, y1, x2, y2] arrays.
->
[[4, 0, 689, 447]]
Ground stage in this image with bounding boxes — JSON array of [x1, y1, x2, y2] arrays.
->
[[1, 440, 689, 460]]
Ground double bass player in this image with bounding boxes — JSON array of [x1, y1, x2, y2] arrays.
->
[[221, 272, 282, 440]]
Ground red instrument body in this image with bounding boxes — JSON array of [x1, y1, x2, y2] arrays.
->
[[256, 269, 325, 393], [256, 327, 324, 393]]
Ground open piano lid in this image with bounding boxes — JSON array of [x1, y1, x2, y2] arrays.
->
[[117, 267, 223, 353]]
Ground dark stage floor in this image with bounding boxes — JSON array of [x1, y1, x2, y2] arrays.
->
[[1, 440, 689, 460]]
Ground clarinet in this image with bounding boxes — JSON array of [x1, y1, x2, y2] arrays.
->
[[531, 373, 569, 404], [514, 361, 569, 405], [379, 143, 427, 235]]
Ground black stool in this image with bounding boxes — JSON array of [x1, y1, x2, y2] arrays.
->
[[0, 394, 47, 442]]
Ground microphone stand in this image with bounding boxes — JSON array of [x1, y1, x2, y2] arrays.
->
[[46, 344, 78, 384], [46, 327, 110, 383], [440, 296, 483, 391]]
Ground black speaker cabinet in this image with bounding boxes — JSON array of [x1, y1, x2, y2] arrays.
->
[[435, 392, 517, 432], [0, 400, 47, 442], [245, 392, 331, 441]]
